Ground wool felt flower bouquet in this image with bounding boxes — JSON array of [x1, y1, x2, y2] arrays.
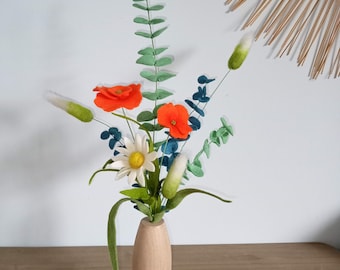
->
[[46, 1, 253, 269]]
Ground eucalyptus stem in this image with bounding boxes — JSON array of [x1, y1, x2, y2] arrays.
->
[[202, 69, 231, 111], [93, 118, 111, 128], [145, 0, 160, 143], [180, 70, 231, 153]]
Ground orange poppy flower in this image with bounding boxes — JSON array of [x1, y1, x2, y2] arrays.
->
[[157, 103, 192, 139], [93, 83, 142, 112]]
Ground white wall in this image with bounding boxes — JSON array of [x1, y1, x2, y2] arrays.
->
[[1, 0, 339, 248]]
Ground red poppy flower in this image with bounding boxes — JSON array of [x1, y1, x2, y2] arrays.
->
[[157, 103, 192, 139], [93, 83, 142, 112]]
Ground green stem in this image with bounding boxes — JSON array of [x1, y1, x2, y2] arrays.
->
[[111, 112, 154, 150], [180, 70, 231, 152], [202, 69, 231, 112], [145, 0, 159, 143], [122, 108, 135, 141]]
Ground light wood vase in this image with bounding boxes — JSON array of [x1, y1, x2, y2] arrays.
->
[[132, 217, 172, 270]]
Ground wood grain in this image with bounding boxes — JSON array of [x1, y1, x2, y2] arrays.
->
[[0, 243, 340, 270]]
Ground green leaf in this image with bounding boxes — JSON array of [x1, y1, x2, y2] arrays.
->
[[149, 4, 164, 11], [153, 103, 165, 115], [220, 117, 234, 136], [137, 110, 155, 121], [153, 211, 166, 223], [203, 139, 210, 158], [217, 127, 230, 144], [133, 16, 149, 24], [150, 18, 165, 24], [140, 70, 157, 81], [140, 123, 163, 132], [138, 47, 168, 55], [152, 27, 167, 38], [187, 162, 204, 177], [143, 89, 173, 101], [107, 198, 130, 270], [140, 70, 176, 82], [166, 188, 232, 211], [154, 47, 168, 55], [156, 70, 176, 82], [210, 130, 221, 146], [155, 89, 173, 99], [155, 57, 173, 67], [136, 55, 155, 66], [132, 3, 147, 10], [142, 91, 157, 100], [135, 31, 152, 38], [138, 47, 154, 55], [120, 188, 150, 201]]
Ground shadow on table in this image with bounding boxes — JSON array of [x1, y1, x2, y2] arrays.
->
[[314, 215, 340, 250]]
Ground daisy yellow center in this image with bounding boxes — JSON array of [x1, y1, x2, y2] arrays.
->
[[129, 151, 145, 169]]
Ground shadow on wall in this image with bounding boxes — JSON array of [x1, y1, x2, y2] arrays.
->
[[0, 101, 102, 245], [315, 215, 340, 249]]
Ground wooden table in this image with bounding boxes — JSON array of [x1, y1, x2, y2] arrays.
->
[[1, 243, 340, 269]]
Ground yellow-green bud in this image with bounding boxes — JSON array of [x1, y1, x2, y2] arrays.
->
[[45, 91, 94, 122], [162, 154, 188, 199], [228, 32, 253, 70]]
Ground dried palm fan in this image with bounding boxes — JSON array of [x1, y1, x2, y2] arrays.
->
[[225, 0, 340, 79]]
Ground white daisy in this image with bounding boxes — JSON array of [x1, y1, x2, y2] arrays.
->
[[110, 134, 158, 186]]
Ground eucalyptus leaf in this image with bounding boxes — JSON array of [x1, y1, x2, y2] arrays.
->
[[187, 162, 204, 177], [142, 91, 158, 100], [152, 27, 167, 38], [155, 57, 173, 67], [203, 139, 210, 158], [220, 117, 234, 136], [137, 110, 155, 121], [140, 123, 163, 132], [135, 31, 152, 38], [155, 89, 173, 99], [150, 18, 165, 24], [133, 17, 149, 24], [140, 70, 157, 82], [153, 103, 165, 115], [136, 55, 155, 66], [138, 47, 168, 55], [156, 70, 176, 82], [149, 4, 164, 11], [132, 3, 147, 10], [210, 130, 221, 146], [154, 47, 168, 55], [138, 47, 154, 55]]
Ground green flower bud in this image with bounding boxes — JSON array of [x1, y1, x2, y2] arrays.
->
[[162, 154, 188, 199], [45, 91, 94, 122], [228, 33, 253, 70]]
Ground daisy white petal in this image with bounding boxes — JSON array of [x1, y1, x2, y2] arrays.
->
[[111, 134, 158, 186]]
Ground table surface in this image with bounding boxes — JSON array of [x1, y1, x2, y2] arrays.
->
[[1, 243, 340, 270]]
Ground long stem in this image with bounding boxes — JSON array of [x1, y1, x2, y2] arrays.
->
[[93, 118, 111, 128], [122, 108, 135, 141], [111, 112, 154, 149], [180, 70, 231, 153], [146, 0, 159, 143], [202, 69, 231, 112]]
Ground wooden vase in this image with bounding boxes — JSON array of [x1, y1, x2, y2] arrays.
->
[[132, 217, 172, 270]]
